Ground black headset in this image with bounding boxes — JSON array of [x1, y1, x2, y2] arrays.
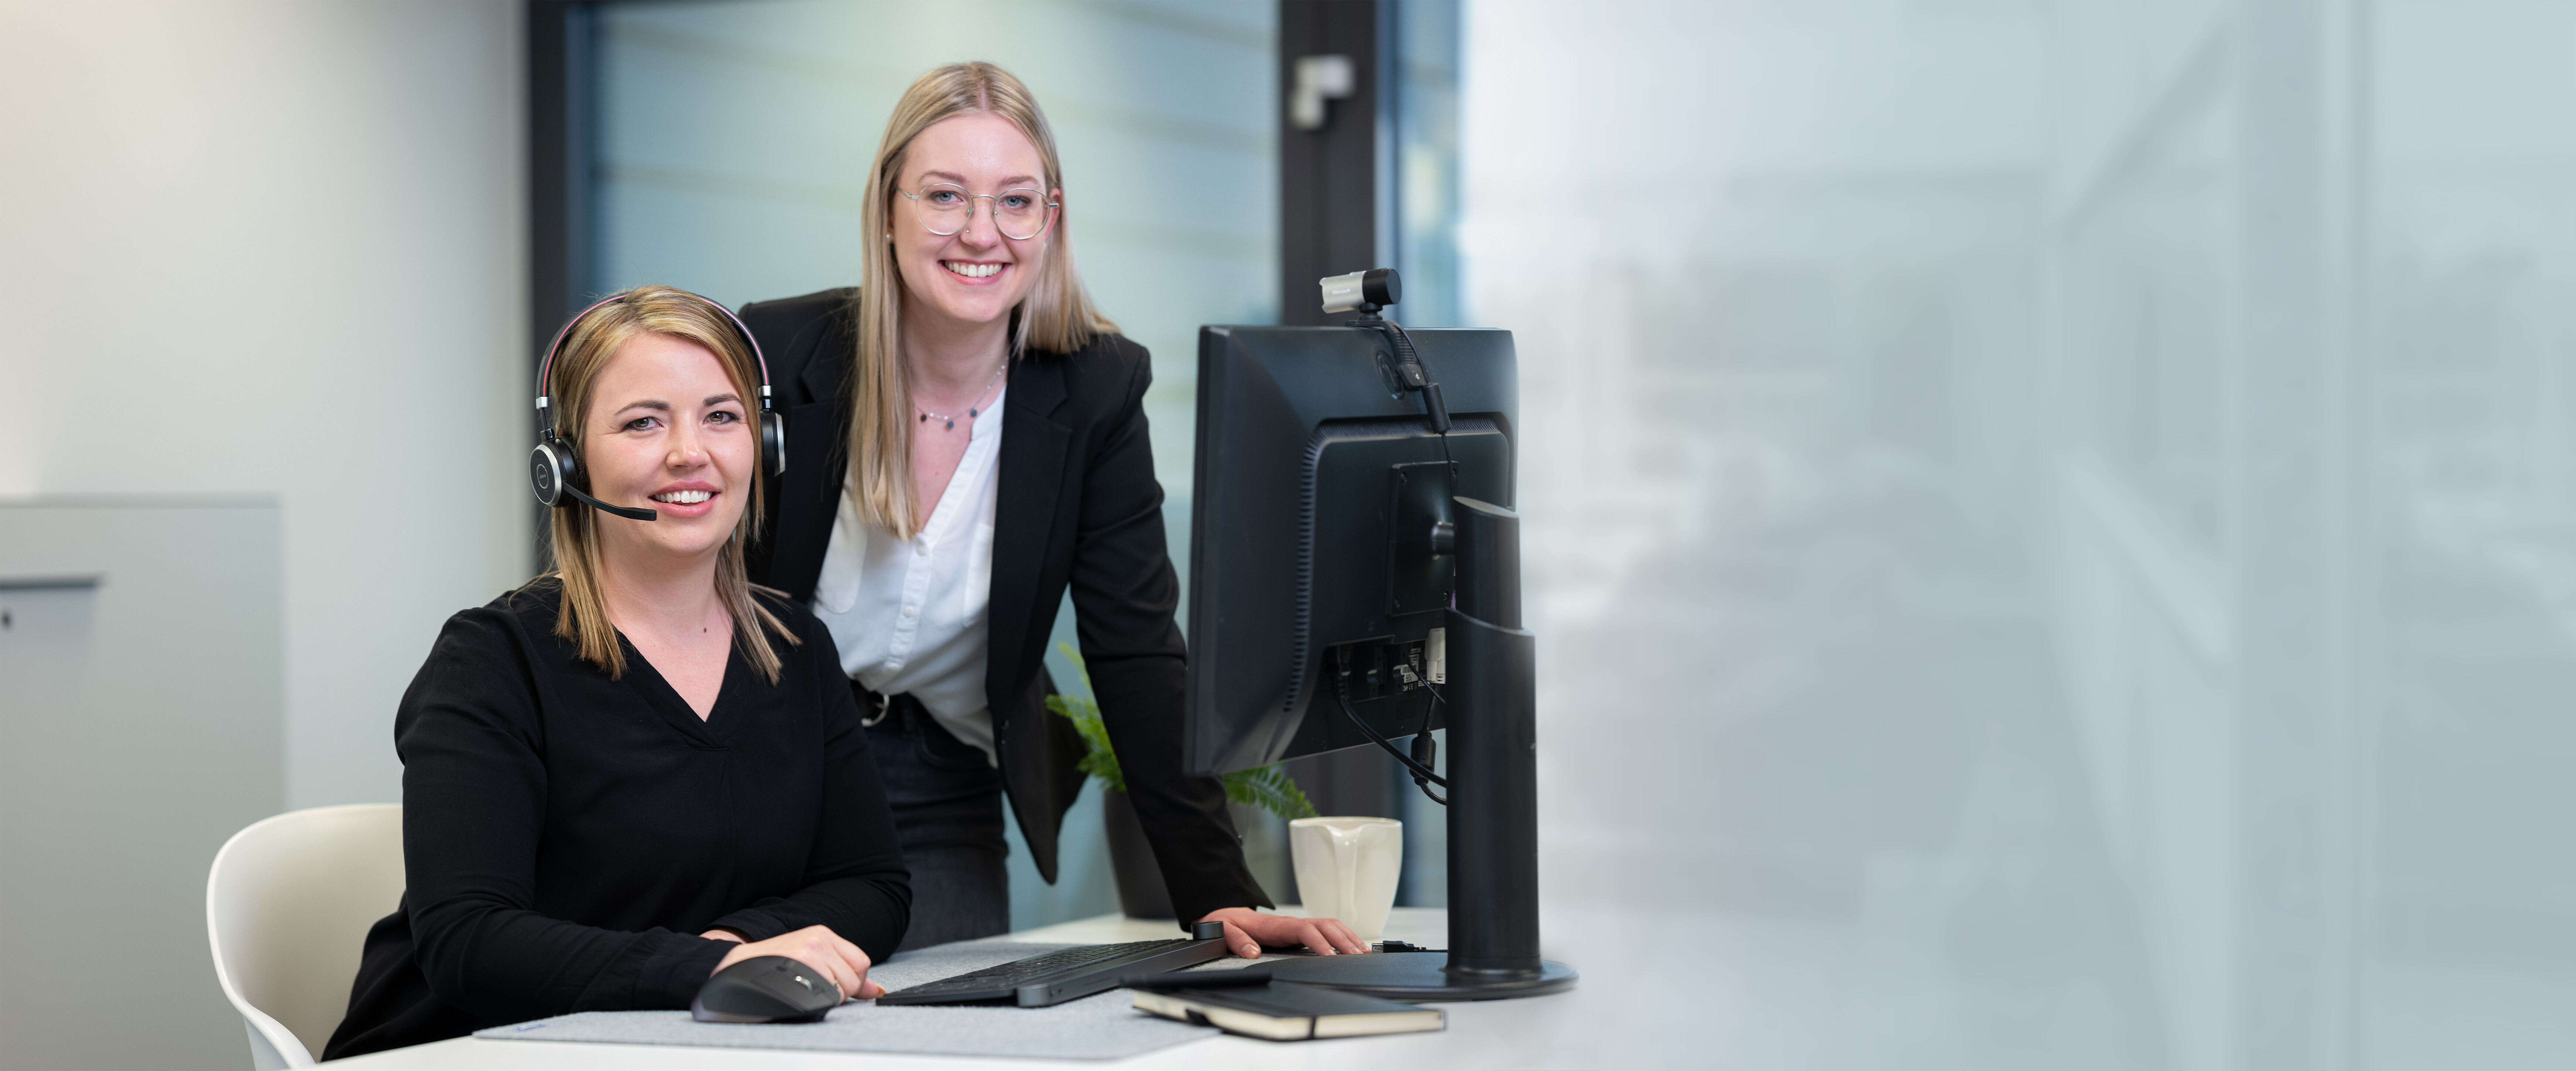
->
[[529, 289, 785, 522]]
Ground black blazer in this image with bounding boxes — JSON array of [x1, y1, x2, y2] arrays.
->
[[738, 288, 1271, 926]]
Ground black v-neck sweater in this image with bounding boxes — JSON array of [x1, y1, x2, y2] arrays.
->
[[322, 582, 909, 1060]]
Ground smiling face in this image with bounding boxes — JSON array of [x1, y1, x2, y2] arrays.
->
[[579, 331, 755, 567], [891, 113, 1058, 332]]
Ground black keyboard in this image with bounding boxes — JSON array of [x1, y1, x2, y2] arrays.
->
[[876, 936, 1232, 1007]]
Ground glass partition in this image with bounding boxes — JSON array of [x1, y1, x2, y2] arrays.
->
[[1462, 0, 2576, 1065], [588, 0, 1278, 928]]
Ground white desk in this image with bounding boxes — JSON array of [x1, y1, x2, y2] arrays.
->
[[331, 907, 1621, 1070]]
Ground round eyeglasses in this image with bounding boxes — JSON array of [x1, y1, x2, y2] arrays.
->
[[897, 183, 1058, 241]]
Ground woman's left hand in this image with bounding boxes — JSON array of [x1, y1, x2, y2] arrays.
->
[[1196, 907, 1370, 959]]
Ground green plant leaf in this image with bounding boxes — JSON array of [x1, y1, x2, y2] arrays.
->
[[1047, 642, 1123, 793], [1222, 764, 1319, 821], [1047, 641, 1315, 814]]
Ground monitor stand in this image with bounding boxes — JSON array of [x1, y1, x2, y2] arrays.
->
[[1270, 496, 1578, 1001]]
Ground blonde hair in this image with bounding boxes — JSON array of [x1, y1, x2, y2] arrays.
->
[[850, 61, 1118, 537], [542, 285, 799, 683]]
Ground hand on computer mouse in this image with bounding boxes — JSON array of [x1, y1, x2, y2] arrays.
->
[[710, 924, 885, 1000], [1197, 907, 1369, 959]]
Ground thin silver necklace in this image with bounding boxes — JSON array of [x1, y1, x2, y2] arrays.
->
[[916, 359, 1007, 432]]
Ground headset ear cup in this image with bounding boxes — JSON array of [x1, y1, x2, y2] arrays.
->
[[530, 437, 579, 507], [762, 410, 788, 477]]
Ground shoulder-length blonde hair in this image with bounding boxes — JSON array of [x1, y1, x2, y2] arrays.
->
[[543, 285, 799, 683], [850, 61, 1118, 537]]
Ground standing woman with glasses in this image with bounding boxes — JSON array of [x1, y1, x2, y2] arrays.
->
[[736, 62, 1367, 959]]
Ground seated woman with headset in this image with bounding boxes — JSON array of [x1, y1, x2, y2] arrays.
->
[[323, 286, 909, 1060]]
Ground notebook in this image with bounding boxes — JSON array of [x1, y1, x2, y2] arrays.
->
[[1130, 981, 1445, 1041]]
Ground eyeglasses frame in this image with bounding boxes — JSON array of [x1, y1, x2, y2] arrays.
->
[[895, 183, 1060, 241]]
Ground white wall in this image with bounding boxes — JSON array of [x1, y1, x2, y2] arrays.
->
[[0, 1, 528, 811]]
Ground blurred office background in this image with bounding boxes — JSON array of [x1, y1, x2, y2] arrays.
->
[[5, 0, 2575, 1067]]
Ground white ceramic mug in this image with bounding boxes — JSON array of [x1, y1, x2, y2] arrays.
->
[[1288, 816, 1402, 942]]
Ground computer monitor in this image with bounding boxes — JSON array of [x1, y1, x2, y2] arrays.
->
[[1184, 285, 1575, 1001], [1182, 324, 1516, 777]]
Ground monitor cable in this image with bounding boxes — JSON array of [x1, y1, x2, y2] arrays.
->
[[1406, 711, 1447, 807], [1377, 317, 1453, 808], [1333, 676, 1449, 806], [1338, 286, 1454, 808], [1374, 318, 1455, 469], [1409, 677, 1453, 805]]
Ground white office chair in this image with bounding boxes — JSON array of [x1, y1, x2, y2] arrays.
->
[[206, 804, 405, 1070]]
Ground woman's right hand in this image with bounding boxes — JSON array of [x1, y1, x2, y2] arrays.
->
[[710, 924, 885, 1000]]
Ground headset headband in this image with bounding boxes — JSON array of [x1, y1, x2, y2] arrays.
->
[[535, 289, 774, 425]]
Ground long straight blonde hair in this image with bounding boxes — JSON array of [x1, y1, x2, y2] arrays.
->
[[850, 62, 1118, 537], [543, 285, 799, 683]]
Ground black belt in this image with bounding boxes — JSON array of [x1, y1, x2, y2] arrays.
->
[[853, 681, 923, 730]]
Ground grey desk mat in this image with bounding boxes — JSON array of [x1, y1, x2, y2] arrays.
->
[[474, 940, 1240, 1061]]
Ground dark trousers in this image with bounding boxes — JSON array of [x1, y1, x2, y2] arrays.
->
[[862, 689, 1009, 951]]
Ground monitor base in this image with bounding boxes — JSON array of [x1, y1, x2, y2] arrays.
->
[[1266, 954, 1578, 1001]]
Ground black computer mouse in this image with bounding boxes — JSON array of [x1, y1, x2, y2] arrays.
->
[[691, 955, 843, 1023]]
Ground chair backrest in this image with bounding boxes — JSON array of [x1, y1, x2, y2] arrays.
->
[[206, 804, 404, 1067]]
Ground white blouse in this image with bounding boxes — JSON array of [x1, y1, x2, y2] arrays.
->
[[808, 386, 1005, 765]]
